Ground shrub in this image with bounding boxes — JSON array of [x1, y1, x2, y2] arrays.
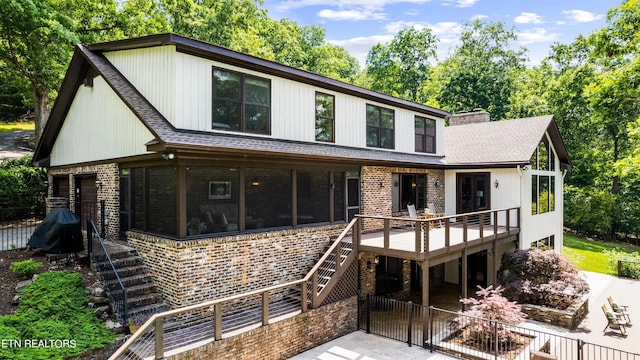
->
[[0, 271, 115, 359], [0, 155, 46, 212], [604, 249, 640, 279], [498, 249, 589, 309], [9, 258, 43, 279], [459, 285, 526, 347]]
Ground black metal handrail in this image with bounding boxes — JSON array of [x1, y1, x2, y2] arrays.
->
[[87, 220, 128, 326]]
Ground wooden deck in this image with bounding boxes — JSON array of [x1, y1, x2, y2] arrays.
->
[[356, 208, 520, 265]]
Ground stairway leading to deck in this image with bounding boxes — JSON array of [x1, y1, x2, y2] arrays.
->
[[109, 218, 360, 360], [93, 243, 169, 324]]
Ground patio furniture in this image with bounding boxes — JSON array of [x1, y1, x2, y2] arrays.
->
[[602, 305, 628, 336], [608, 296, 631, 324]]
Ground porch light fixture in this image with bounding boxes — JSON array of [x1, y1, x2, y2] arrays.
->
[[380, 179, 385, 188], [494, 179, 499, 188], [95, 179, 102, 189], [161, 151, 176, 160], [251, 179, 260, 186], [435, 179, 441, 187]]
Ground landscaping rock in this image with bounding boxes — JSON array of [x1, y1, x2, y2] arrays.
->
[[88, 295, 109, 305], [15, 279, 32, 293], [94, 305, 110, 317], [105, 319, 125, 334], [11, 294, 20, 305]]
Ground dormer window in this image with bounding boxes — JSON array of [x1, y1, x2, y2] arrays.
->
[[212, 68, 271, 134]]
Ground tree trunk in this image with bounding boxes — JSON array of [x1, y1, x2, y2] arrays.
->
[[33, 86, 51, 144], [610, 136, 620, 241]]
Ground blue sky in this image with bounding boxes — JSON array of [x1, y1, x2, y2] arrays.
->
[[263, 0, 621, 68]]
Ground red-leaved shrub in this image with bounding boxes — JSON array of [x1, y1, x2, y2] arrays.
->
[[498, 249, 589, 309], [458, 285, 526, 347]]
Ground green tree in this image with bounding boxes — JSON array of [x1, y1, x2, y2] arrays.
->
[[365, 27, 437, 102], [434, 20, 527, 120], [0, 0, 80, 139]]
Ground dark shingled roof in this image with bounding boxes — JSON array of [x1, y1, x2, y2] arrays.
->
[[444, 116, 572, 169], [34, 33, 571, 170]]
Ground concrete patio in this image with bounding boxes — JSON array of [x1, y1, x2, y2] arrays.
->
[[292, 271, 640, 359]]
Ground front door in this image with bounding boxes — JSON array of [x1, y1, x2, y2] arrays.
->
[[345, 172, 360, 220], [456, 173, 490, 214]]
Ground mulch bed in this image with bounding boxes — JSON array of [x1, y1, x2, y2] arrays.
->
[[0, 248, 99, 316], [442, 326, 535, 360]]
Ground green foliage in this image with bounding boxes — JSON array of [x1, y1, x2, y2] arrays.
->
[[0, 271, 116, 359], [9, 258, 43, 279], [562, 233, 632, 274], [499, 249, 589, 310], [564, 185, 615, 238], [365, 27, 437, 102], [433, 20, 526, 120], [0, 155, 46, 210], [603, 249, 640, 279]]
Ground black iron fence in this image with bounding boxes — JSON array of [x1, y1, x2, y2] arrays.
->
[[0, 207, 43, 250], [359, 293, 640, 360], [88, 220, 128, 325]]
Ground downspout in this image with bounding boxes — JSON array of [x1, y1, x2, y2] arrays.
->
[[562, 168, 568, 180], [517, 165, 523, 177]]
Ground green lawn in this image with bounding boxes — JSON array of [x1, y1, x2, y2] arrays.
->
[[563, 233, 639, 275], [0, 122, 34, 132]]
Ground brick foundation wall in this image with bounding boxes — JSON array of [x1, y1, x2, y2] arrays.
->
[[127, 224, 346, 308], [169, 296, 358, 360], [48, 163, 120, 240]]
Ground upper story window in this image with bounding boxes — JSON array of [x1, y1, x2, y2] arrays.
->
[[315, 92, 335, 142], [415, 116, 436, 153], [530, 136, 555, 171], [531, 136, 556, 215], [212, 68, 270, 134], [366, 104, 394, 149]]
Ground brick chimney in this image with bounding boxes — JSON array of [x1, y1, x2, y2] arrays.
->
[[449, 109, 490, 126]]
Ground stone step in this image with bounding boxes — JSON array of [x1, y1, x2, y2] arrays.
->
[[95, 256, 142, 270], [126, 283, 158, 298], [106, 273, 153, 289], [127, 293, 164, 309], [102, 264, 148, 280]]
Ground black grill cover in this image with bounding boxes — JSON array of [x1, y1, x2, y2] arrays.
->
[[28, 208, 84, 253]]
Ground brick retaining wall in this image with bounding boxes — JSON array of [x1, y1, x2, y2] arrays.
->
[[169, 296, 358, 360], [127, 225, 346, 308]]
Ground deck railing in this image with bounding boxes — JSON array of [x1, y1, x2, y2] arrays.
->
[[356, 207, 520, 260], [108, 217, 360, 360]]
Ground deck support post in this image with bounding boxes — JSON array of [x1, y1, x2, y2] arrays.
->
[[461, 249, 468, 311], [491, 241, 498, 286], [421, 259, 430, 348]]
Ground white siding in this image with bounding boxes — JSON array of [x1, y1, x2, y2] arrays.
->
[[444, 140, 565, 253], [105, 46, 176, 125], [50, 77, 155, 166], [444, 168, 522, 219], [168, 52, 446, 154]]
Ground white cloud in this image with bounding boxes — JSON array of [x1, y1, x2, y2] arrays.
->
[[471, 14, 488, 21], [562, 10, 603, 23], [514, 12, 543, 24], [442, 0, 478, 7], [329, 35, 393, 66], [517, 28, 558, 45], [317, 8, 386, 21], [275, 0, 431, 11]]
